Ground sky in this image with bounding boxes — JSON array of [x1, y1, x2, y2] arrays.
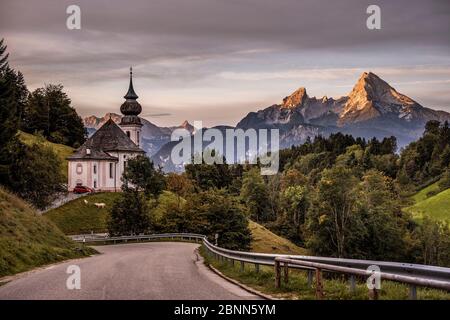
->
[[1, 0, 449, 127]]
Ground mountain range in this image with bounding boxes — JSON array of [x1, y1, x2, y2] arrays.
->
[[237, 72, 450, 148], [84, 72, 450, 171]]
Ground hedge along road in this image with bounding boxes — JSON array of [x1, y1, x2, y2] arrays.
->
[[0, 242, 261, 300]]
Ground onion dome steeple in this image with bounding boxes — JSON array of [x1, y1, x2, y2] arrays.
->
[[124, 67, 139, 100], [120, 67, 142, 126]]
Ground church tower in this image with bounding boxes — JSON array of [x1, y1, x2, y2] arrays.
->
[[120, 67, 143, 147]]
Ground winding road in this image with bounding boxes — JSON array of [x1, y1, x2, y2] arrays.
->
[[0, 242, 261, 300]]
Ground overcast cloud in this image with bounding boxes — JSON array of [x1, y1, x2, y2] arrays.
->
[[1, 0, 449, 126]]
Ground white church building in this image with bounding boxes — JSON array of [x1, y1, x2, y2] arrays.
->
[[67, 68, 145, 192]]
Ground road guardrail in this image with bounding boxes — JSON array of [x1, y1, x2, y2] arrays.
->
[[71, 232, 450, 299]]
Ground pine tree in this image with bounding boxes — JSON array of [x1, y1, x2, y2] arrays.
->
[[22, 84, 86, 147], [0, 39, 27, 183]]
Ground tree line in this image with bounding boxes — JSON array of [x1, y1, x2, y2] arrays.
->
[[110, 126, 450, 265], [0, 39, 86, 209]]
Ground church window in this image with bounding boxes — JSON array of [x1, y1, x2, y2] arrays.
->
[[126, 131, 130, 138], [93, 164, 97, 174], [109, 163, 114, 179], [76, 163, 83, 174], [94, 180, 97, 188], [137, 131, 140, 145]]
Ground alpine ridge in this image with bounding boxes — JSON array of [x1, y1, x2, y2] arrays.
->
[[237, 71, 450, 147]]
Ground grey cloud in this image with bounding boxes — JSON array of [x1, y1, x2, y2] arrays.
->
[[2, 0, 449, 50], [142, 113, 172, 117]]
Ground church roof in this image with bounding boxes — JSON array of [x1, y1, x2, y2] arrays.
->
[[67, 119, 144, 160]]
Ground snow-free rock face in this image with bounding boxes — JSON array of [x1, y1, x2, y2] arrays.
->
[[338, 72, 438, 126], [237, 72, 450, 147]]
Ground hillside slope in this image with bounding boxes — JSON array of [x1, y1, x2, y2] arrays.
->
[[0, 188, 93, 277], [249, 221, 307, 255], [18, 131, 74, 180], [405, 188, 450, 225], [45, 193, 121, 235], [411, 181, 440, 203]]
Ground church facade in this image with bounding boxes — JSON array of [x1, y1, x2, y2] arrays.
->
[[67, 69, 145, 192]]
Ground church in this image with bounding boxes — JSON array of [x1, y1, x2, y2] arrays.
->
[[67, 68, 145, 192]]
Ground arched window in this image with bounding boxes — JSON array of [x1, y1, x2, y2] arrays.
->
[[93, 164, 97, 174], [76, 163, 83, 175], [137, 131, 140, 146]]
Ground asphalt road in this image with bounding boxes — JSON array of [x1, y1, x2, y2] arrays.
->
[[0, 242, 261, 300]]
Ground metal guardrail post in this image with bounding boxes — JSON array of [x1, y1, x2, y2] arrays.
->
[[240, 261, 245, 272], [409, 284, 417, 300], [369, 287, 379, 300], [283, 262, 289, 285], [368, 275, 379, 300], [255, 263, 260, 273], [315, 268, 324, 299], [307, 270, 313, 287], [275, 260, 281, 288], [349, 275, 356, 293]]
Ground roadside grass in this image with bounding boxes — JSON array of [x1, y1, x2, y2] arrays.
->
[[405, 188, 450, 225], [200, 247, 450, 300], [249, 221, 307, 255], [18, 131, 74, 180], [0, 187, 95, 278], [44, 192, 121, 234]]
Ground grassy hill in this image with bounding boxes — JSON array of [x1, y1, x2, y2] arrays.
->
[[45, 193, 121, 235], [18, 131, 74, 180], [410, 181, 440, 203], [0, 188, 94, 277], [249, 221, 307, 255], [405, 187, 450, 225]]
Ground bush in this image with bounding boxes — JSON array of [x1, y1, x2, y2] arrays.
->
[[184, 189, 252, 250], [426, 190, 439, 198], [438, 169, 450, 192], [108, 189, 152, 236]]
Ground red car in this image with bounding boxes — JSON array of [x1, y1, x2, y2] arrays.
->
[[73, 185, 94, 194]]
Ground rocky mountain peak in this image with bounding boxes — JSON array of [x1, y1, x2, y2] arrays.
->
[[180, 120, 190, 127], [339, 72, 423, 125], [282, 87, 308, 108], [84, 113, 121, 129], [179, 120, 195, 133], [351, 72, 393, 100]]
